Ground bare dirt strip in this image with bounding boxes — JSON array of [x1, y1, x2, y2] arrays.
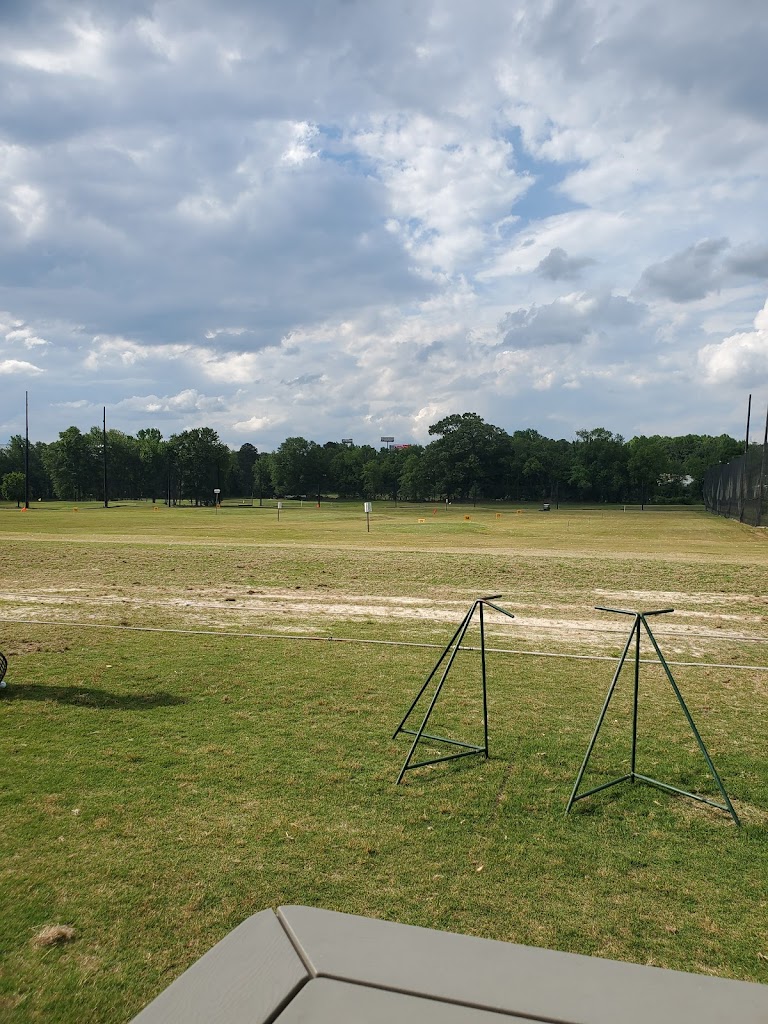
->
[[0, 584, 766, 661]]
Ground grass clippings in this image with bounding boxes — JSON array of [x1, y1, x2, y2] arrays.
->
[[32, 925, 76, 948]]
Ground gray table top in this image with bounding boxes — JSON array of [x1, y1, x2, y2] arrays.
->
[[131, 905, 768, 1023]]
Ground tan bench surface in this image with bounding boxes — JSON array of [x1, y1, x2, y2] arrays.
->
[[132, 905, 768, 1023]]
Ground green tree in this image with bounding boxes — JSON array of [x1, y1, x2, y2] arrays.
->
[[569, 428, 628, 502], [1, 435, 52, 500], [427, 413, 509, 500], [43, 426, 98, 500], [370, 448, 408, 500], [136, 428, 168, 502], [1, 471, 26, 506], [397, 447, 430, 501], [88, 427, 142, 501], [252, 453, 274, 506], [168, 428, 231, 504], [270, 437, 324, 497], [325, 443, 374, 499], [232, 443, 258, 497], [685, 434, 743, 496], [627, 435, 670, 504]]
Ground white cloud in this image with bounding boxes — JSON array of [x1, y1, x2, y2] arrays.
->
[[6, 18, 108, 78], [84, 337, 194, 369], [537, 247, 595, 281], [637, 238, 729, 303], [1, 0, 767, 447], [698, 299, 768, 386], [116, 389, 224, 414], [5, 326, 49, 348], [232, 414, 283, 433], [199, 352, 263, 384], [280, 122, 319, 166], [0, 359, 44, 375], [6, 184, 47, 237], [354, 113, 530, 273]]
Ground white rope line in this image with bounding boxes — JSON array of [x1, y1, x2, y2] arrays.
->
[[1, 616, 766, 672]]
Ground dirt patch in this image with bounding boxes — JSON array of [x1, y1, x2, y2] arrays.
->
[[1, 584, 766, 660], [32, 924, 76, 948]]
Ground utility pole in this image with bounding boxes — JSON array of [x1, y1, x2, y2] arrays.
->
[[24, 391, 30, 509], [103, 407, 109, 508]]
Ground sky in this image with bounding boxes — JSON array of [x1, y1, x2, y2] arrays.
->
[[1, 0, 767, 452]]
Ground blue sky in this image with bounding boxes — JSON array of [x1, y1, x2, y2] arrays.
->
[[1, 0, 767, 450]]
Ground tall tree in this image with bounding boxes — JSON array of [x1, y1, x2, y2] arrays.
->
[[233, 443, 259, 497], [43, 426, 98, 500], [627, 435, 670, 504], [326, 443, 374, 499], [397, 447, 430, 501], [569, 428, 628, 502], [168, 428, 231, 504], [427, 413, 508, 500], [270, 437, 324, 496], [136, 428, 168, 501], [1, 471, 26, 506], [88, 427, 141, 500], [2, 434, 51, 499], [252, 453, 275, 506]]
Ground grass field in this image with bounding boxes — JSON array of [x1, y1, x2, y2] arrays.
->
[[1, 499, 767, 1021]]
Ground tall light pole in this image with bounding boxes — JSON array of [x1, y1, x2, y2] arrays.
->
[[103, 407, 109, 508], [24, 391, 30, 509]]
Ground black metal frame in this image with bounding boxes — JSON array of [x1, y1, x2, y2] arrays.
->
[[393, 596, 514, 784], [566, 608, 740, 825]]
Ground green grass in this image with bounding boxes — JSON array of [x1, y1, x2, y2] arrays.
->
[[1, 501, 767, 1021]]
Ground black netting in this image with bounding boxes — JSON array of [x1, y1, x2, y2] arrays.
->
[[703, 445, 768, 526]]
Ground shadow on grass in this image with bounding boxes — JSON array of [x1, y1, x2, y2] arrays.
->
[[1, 683, 186, 709]]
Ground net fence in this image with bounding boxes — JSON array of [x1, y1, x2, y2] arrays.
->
[[703, 444, 768, 526]]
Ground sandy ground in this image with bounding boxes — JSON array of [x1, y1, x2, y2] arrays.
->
[[0, 584, 765, 660]]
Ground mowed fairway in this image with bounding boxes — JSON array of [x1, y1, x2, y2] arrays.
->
[[1, 500, 767, 1022]]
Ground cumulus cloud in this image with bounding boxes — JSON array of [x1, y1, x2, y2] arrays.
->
[[281, 374, 325, 388], [637, 238, 729, 302], [725, 243, 768, 279], [232, 414, 282, 433], [536, 247, 595, 281], [1, 317, 49, 349], [499, 292, 645, 350], [1, 0, 767, 445], [0, 358, 44, 375], [698, 299, 768, 386], [354, 112, 531, 274], [115, 389, 226, 414]]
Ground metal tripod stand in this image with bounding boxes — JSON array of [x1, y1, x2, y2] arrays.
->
[[566, 607, 739, 825], [393, 595, 514, 784]]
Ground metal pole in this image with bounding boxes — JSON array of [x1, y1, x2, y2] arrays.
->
[[630, 616, 640, 779], [640, 616, 740, 825], [480, 601, 489, 758], [566, 614, 637, 813], [24, 391, 30, 509], [393, 607, 474, 739], [745, 393, 751, 454], [395, 603, 478, 784], [103, 407, 108, 508]]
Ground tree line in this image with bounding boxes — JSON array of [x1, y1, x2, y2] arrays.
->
[[0, 413, 745, 506]]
